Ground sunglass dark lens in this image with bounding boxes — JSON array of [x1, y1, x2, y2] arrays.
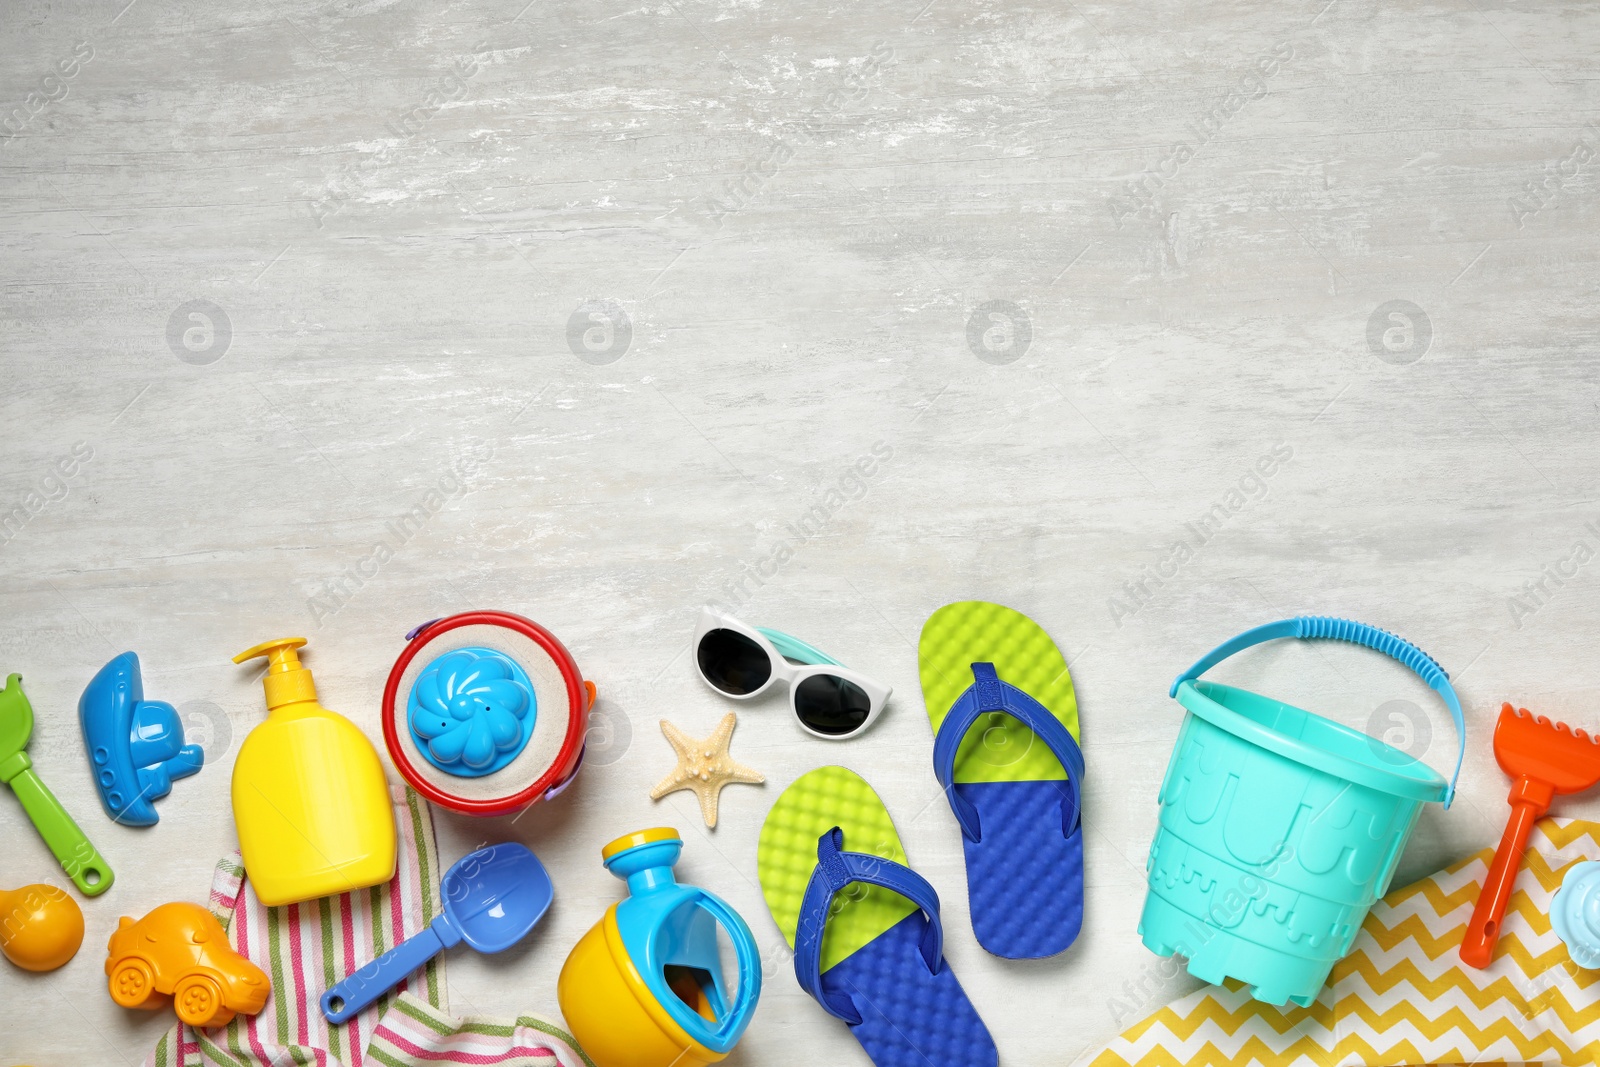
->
[[793, 675, 871, 737], [697, 628, 772, 696]]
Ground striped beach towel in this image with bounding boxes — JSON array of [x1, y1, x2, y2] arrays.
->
[[1085, 817, 1600, 1067], [368, 993, 591, 1067], [143, 786, 451, 1067]]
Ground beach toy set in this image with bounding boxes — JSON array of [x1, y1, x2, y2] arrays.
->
[[12, 592, 1600, 1067], [0, 653, 206, 980], [1, 607, 769, 1067]]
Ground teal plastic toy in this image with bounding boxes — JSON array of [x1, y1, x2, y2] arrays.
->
[[1552, 860, 1600, 970], [1140, 616, 1465, 1007]]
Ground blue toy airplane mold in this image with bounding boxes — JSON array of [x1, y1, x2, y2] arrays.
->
[[79, 652, 203, 826]]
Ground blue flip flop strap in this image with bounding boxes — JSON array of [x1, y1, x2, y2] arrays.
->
[[792, 827, 943, 1025], [932, 662, 1085, 843]]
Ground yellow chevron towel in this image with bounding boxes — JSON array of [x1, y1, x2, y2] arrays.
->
[[1089, 818, 1600, 1067]]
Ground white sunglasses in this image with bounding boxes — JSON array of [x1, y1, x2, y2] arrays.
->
[[693, 609, 891, 740]]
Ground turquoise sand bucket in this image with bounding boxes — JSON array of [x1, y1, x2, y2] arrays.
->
[[1139, 616, 1465, 1006]]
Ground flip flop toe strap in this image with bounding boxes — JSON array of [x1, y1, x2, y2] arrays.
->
[[932, 661, 1085, 843], [793, 827, 944, 1025]]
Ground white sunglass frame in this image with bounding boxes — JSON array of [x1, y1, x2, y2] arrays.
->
[[693, 608, 891, 740]]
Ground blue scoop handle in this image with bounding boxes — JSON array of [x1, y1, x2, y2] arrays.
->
[[1170, 615, 1466, 808], [320, 915, 459, 1024]]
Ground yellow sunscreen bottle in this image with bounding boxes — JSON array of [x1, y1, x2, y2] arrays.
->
[[231, 638, 396, 906]]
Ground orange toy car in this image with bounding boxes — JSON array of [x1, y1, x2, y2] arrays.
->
[[105, 902, 270, 1028]]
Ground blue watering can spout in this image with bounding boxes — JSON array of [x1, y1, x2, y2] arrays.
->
[[604, 829, 762, 1055]]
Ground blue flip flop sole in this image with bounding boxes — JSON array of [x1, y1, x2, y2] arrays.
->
[[957, 780, 1084, 958], [823, 911, 997, 1067]]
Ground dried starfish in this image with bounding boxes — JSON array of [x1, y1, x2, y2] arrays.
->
[[649, 712, 764, 828]]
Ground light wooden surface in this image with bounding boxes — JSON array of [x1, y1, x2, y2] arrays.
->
[[4, 0, 1600, 1063]]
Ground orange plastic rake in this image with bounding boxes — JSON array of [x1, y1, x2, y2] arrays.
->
[[1459, 703, 1600, 968]]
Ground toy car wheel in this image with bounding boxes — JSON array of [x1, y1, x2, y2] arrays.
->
[[173, 972, 230, 1029], [108, 958, 156, 1008]]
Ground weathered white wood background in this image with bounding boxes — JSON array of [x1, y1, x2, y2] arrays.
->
[[4, 0, 1600, 1063]]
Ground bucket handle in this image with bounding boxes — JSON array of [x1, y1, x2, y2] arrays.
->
[[1170, 616, 1465, 807]]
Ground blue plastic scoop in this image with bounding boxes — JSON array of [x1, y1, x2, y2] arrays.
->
[[321, 842, 552, 1024]]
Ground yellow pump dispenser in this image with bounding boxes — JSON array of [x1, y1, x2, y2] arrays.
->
[[231, 638, 396, 906]]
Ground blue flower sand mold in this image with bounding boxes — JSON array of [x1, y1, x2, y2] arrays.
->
[[78, 652, 203, 826], [407, 647, 536, 777]]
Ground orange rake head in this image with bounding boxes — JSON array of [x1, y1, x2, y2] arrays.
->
[[1494, 703, 1600, 800]]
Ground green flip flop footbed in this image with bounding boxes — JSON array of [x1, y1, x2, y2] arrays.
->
[[920, 601, 1079, 782], [757, 766, 915, 971]]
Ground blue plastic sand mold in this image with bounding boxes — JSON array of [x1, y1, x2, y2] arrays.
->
[[407, 646, 537, 776], [1552, 860, 1600, 971], [78, 652, 203, 827]]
